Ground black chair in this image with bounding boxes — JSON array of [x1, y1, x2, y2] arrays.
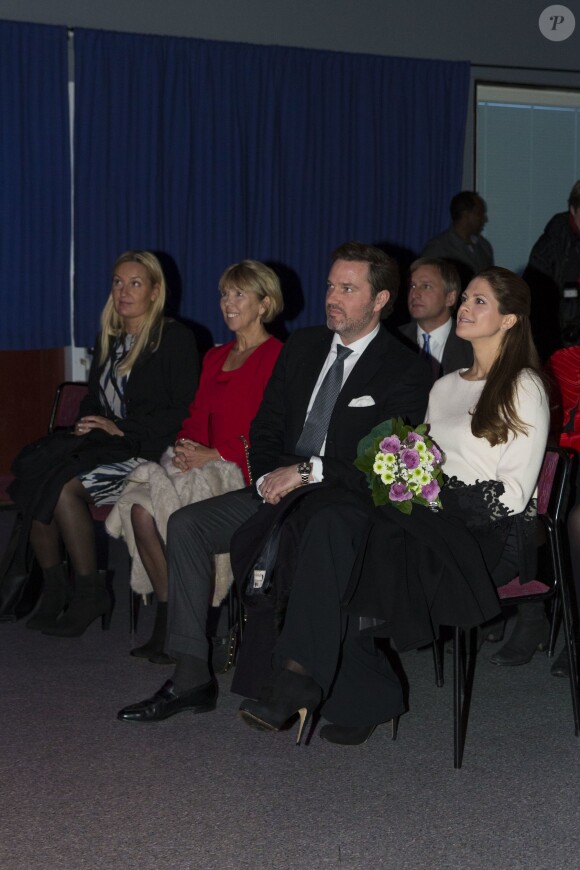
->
[[0, 381, 89, 511], [441, 448, 579, 768], [49, 381, 89, 432]]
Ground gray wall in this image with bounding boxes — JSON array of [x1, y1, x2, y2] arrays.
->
[[1, 0, 579, 70]]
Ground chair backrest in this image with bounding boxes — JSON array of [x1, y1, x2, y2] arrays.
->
[[48, 382, 89, 432], [537, 450, 560, 516]]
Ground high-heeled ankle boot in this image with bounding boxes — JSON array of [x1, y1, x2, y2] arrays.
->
[[26, 563, 71, 630], [131, 601, 175, 664], [42, 570, 112, 637], [239, 669, 322, 745], [489, 601, 549, 666]]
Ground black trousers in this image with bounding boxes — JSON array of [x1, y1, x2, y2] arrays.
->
[[166, 488, 258, 660], [274, 500, 404, 727]]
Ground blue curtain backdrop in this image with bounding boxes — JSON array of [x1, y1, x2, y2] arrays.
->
[[0, 22, 70, 349], [74, 30, 469, 347]]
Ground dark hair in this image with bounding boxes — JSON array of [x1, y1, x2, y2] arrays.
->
[[331, 241, 399, 315], [450, 191, 483, 223], [409, 257, 461, 300], [470, 267, 547, 445], [568, 180, 580, 211], [561, 318, 580, 347]]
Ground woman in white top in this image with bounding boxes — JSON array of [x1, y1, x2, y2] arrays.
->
[[237, 267, 551, 746]]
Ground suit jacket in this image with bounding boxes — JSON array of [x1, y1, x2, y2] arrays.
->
[[81, 318, 199, 460], [398, 320, 473, 379], [249, 324, 432, 497]]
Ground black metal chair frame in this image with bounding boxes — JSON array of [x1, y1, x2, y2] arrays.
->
[[435, 448, 579, 768]]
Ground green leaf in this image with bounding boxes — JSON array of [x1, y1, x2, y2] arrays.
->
[[356, 418, 395, 457], [395, 499, 413, 515]]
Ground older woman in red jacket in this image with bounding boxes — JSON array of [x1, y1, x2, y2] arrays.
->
[[124, 260, 283, 663]]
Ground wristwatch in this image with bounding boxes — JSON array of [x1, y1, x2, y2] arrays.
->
[[297, 461, 312, 485]]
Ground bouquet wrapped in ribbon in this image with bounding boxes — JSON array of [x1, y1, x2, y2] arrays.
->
[[355, 417, 445, 514]]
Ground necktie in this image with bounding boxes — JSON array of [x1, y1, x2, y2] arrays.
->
[[420, 332, 440, 380], [295, 344, 353, 456]]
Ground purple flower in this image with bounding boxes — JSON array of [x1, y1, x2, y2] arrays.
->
[[430, 445, 442, 463], [421, 480, 441, 502], [379, 435, 400, 454], [400, 448, 420, 470], [389, 483, 413, 502], [406, 432, 424, 445]]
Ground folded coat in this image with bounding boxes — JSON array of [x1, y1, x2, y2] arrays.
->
[[105, 449, 245, 605]]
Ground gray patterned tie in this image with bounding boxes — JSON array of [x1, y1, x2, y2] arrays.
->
[[295, 344, 353, 456]]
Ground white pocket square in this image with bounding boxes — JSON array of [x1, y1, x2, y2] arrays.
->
[[348, 395, 375, 407]]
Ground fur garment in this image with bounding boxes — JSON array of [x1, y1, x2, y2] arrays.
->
[[105, 448, 245, 605]]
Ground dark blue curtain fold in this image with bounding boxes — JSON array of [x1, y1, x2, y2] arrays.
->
[[74, 31, 469, 346], [0, 22, 70, 349]]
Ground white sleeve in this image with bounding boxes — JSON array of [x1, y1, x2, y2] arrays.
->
[[495, 373, 550, 515]]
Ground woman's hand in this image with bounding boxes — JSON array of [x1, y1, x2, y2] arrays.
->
[[74, 416, 124, 437], [173, 439, 221, 471]]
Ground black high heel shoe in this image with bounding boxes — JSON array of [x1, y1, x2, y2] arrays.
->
[[239, 669, 322, 745]]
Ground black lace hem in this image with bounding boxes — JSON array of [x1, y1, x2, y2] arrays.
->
[[442, 475, 536, 528]]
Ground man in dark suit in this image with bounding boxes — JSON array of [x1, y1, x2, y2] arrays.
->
[[117, 241, 431, 725], [421, 191, 494, 289], [399, 257, 473, 381]]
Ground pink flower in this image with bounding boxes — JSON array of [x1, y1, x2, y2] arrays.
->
[[389, 483, 413, 502], [400, 448, 420, 470], [406, 432, 424, 445], [430, 445, 442, 464], [379, 435, 400, 454], [421, 480, 441, 502]]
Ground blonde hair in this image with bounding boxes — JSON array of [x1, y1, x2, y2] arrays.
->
[[99, 251, 167, 375], [218, 260, 284, 324]]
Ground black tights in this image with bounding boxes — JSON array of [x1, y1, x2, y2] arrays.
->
[[29, 478, 97, 575]]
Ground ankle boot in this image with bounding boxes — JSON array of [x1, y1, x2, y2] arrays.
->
[[42, 570, 113, 637], [489, 601, 549, 666], [26, 563, 71, 631], [131, 601, 173, 662]]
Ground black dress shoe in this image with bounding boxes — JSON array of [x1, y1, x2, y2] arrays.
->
[[117, 679, 217, 723], [319, 717, 399, 745], [147, 651, 177, 666]]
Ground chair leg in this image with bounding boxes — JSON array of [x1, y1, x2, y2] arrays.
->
[[548, 596, 561, 658], [432, 636, 444, 687], [453, 626, 464, 769], [559, 586, 580, 736], [129, 589, 135, 634]]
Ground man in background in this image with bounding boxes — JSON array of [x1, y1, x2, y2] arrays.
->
[[523, 179, 580, 359], [399, 257, 472, 381], [422, 191, 494, 288]]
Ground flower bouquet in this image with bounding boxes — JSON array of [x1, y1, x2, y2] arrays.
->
[[354, 417, 445, 514]]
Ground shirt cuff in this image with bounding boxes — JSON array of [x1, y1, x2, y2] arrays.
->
[[310, 456, 323, 482]]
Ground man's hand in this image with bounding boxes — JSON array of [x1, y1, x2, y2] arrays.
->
[[259, 465, 310, 505], [74, 416, 123, 437]]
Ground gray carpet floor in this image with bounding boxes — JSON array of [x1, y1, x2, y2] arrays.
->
[[1, 514, 579, 870]]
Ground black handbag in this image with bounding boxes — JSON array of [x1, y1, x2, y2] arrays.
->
[[241, 493, 307, 608], [0, 513, 43, 621]]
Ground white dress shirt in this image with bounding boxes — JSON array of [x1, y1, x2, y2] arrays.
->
[[257, 324, 380, 493], [415, 318, 452, 364]]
